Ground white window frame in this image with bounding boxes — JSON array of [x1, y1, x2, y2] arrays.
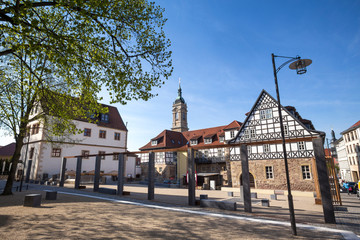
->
[[265, 166, 273, 179], [283, 125, 289, 136], [217, 149, 223, 157], [260, 109, 273, 119], [190, 140, 198, 145], [298, 141, 306, 151], [250, 129, 256, 139], [301, 165, 311, 180], [244, 129, 250, 139], [204, 138, 212, 144], [263, 144, 270, 153], [219, 136, 225, 143], [247, 145, 251, 154], [230, 131, 235, 138], [151, 140, 157, 146]]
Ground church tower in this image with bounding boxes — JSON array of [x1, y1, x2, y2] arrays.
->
[[172, 79, 189, 132]]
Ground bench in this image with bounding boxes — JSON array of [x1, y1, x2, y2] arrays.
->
[[200, 194, 208, 200], [98, 188, 116, 195], [200, 199, 237, 211], [24, 194, 41, 207], [44, 190, 57, 200], [261, 199, 270, 207], [270, 194, 277, 200], [273, 190, 284, 200], [274, 190, 284, 195]]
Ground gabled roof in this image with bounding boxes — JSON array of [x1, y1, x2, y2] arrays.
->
[[140, 121, 241, 151], [182, 125, 226, 147], [37, 91, 127, 131], [285, 106, 315, 130], [230, 89, 323, 143], [0, 143, 16, 157], [204, 133, 216, 139], [139, 130, 186, 150], [95, 104, 128, 131], [341, 120, 360, 135], [223, 120, 242, 131]]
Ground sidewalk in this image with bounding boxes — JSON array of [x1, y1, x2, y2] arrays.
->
[[1, 181, 359, 239]]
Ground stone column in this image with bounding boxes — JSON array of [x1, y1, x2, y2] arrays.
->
[[312, 137, 336, 224], [188, 148, 196, 206], [25, 160, 32, 183], [117, 153, 125, 196], [75, 156, 82, 189], [59, 158, 67, 187], [225, 147, 232, 187], [240, 144, 252, 213], [94, 155, 101, 192], [148, 152, 155, 200]]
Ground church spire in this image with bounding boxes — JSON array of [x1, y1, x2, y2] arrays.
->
[[175, 77, 185, 104], [172, 77, 188, 132]]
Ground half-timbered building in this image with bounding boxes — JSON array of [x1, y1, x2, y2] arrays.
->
[[229, 90, 325, 191]]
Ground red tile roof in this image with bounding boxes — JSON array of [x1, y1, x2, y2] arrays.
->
[[140, 120, 241, 151], [140, 130, 186, 150], [96, 105, 128, 131], [341, 120, 360, 134], [0, 143, 16, 157], [223, 120, 242, 130], [350, 120, 360, 129], [324, 148, 331, 157]]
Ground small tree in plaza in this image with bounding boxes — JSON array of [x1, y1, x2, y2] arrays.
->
[[0, 0, 173, 195]]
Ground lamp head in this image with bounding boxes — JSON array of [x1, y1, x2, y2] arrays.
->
[[289, 59, 312, 75]]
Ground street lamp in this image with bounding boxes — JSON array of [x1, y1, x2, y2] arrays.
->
[[271, 53, 312, 236]]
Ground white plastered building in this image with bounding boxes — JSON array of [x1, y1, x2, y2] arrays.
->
[[19, 103, 138, 181]]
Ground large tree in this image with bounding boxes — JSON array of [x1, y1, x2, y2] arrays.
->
[[0, 0, 172, 195]]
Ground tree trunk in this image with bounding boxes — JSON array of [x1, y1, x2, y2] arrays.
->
[[2, 137, 24, 195]]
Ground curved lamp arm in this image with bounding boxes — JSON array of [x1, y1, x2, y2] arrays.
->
[[272, 54, 301, 74]]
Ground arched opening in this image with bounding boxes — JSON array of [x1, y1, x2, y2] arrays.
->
[[240, 173, 255, 188]]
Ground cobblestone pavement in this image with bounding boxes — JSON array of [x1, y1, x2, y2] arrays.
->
[[1, 181, 359, 239], [334, 193, 360, 236]]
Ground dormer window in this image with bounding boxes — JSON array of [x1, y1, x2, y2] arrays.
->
[[190, 140, 198, 145], [100, 113, 109, 122], [204, 138, 212, 144], [151, 140, 158, 146], [219, 136, 225, 143], [230, 131, 235, 138]]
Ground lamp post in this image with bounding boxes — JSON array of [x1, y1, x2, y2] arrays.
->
[[271, 53, 312, 236]]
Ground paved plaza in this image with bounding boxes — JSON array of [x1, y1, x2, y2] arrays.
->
[[0, 180, 359, 239]]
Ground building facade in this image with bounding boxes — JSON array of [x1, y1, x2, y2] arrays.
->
[[335, 137, 352, 181], [229, 90, 324, 191], [19, 103, 132, 181], [139, 87, 325, 192], [338, 120, 360, 181]]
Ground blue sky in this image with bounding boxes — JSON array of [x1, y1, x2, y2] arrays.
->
[[1, 0, 360, 151]]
